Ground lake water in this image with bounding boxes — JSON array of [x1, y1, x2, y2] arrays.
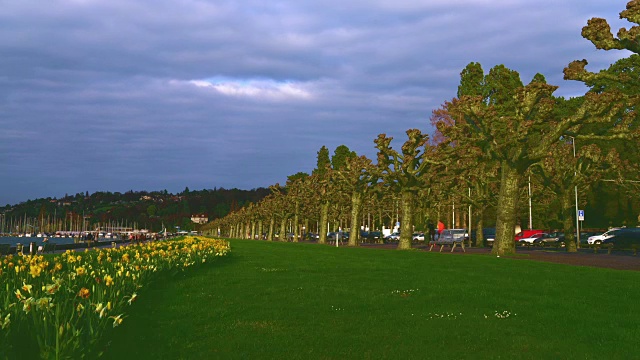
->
[[1, 236, 83, 246]]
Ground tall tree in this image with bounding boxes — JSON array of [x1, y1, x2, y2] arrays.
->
[[314, 146, 331, 175], [332, 145, 356, 171], [375, 129, 440, 250], [333, 155, 377, 246], [313, 146, 333, 244], [286, 173, 309, 242], [562, 0, 640, 236], [442, 62, 629, 255]]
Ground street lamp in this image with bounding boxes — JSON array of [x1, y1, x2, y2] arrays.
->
[[528, 175, 533, 230], [569, 136, 580, 249]]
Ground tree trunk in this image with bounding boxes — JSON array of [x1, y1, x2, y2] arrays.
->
[[258, 220, 263, 240], [348, 192, 362, 246], [493, 163, 520, 255], [293, 202, 299, 242], [279, 217, 287, 242], [562, 191, 578, 252], [319, 201, 329, 244], [267, 217, 275, 241], [397, 190, 414, 250], [474, 209, 485, 247]]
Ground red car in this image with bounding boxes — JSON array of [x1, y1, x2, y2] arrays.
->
[[514, 229, 544, 242]]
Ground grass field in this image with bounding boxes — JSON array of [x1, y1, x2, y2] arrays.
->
[[103, 239, 640, 359]]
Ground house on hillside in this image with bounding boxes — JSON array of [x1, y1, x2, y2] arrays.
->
[[190, 214, 208, 224]]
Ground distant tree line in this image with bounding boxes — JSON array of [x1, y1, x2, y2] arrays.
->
[[0, 187, 270, 234]]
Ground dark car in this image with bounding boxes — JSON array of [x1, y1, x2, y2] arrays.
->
[[539, 232, 565, 246], [471, 228, 496, 246], [327, 232, 349, 241], [362, 231, 382, 242], [601, 228, 640, 248]]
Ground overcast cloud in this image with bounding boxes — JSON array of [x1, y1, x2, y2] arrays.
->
[[0, 0, 633, 205]]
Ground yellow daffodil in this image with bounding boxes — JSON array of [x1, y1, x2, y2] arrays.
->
[[43, 282, 60, 295], [78, 287, 90, 299], [128, 292, 138, 305], [22, 297, 34, 313], [22, 282, 33, 294], [75, 266, 86, 276], [95, 303, 107, 318], [104, 275, 114, 287], [109, 314, 124, 328], [35, 297, 53, 311]]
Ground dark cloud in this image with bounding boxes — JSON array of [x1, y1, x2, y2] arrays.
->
[[0, 0, 632, 205]]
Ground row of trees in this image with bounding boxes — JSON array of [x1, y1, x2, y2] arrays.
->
[[203, 2, 640, 255]]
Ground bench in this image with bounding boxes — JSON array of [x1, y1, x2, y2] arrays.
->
[[428, 239, 465, 253]]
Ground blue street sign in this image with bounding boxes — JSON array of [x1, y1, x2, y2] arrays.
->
[[578, 210, 584, 221]]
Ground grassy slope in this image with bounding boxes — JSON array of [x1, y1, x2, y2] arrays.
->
[[104, 240, 640, 360]]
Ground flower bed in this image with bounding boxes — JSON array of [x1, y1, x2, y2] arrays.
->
[[0, 236, 230, 359]]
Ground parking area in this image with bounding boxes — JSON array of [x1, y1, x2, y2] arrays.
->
[[359, 243, 640, 271]]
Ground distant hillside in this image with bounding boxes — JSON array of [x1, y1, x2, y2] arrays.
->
[[0, 187, 270, 233]]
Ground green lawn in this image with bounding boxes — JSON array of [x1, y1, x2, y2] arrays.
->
[[103, 239, 640, 359]]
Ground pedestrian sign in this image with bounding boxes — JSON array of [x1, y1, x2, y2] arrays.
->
[[578, 210, 584, 221]]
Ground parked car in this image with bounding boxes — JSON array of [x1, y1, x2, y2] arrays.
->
[[587, 228, 621, 245], [601, 228, 640, 248], [471, 228, 496, 246], [514, 229, 544, 242], [412, 232, 425, 241], [361, 231, 382, 241], [519, 233, 549, 245], [327, 232, 349, 241], [436, 229, 467, 244], [579, 231, 599, 244], [384, 232, 400, 242], [539, 232, 565, 246]]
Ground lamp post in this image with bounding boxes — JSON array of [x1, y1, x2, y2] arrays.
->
[[570, 136, 580, 249], [528, 175, 533, 230]]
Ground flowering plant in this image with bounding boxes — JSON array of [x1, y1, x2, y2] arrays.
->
[[0, 236, 229, 359]]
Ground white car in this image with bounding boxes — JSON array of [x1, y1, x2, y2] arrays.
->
[[519, 233, 548, 244], [587, 229, 621, 245], [384, 232, 400, 241], [412, 233, 425, 241]]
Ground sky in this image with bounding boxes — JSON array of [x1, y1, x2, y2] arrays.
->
[[0, 0, 634, 206]]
